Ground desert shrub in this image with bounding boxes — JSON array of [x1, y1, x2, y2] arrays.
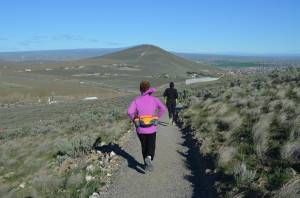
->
[[233, 163, 257, 188], [57, 134, 97, 159], [178, 89, 195, 102], [67, 111, 100, 132], [109, 107, 126, 120]]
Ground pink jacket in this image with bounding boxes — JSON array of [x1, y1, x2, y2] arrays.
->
[[127, 88, 166, 134]]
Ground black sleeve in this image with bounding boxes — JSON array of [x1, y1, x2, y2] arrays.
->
[[163, 89, 167, 97], [174, 89, 178, 99]]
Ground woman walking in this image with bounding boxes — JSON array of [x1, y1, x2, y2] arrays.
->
[[127, 81, 166, 172], [163, 82, 178, 125]]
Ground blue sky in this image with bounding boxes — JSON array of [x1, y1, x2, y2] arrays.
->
[[0, 0, 299, 54]]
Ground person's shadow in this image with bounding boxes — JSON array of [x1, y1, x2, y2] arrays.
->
[[94, 140, 145, 174]]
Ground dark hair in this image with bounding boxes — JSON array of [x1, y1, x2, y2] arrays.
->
[[140, 81, 150, 93], [169, 82, 174, 88]]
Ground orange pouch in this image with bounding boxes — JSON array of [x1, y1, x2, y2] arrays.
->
[[134, 115, 158, 128]]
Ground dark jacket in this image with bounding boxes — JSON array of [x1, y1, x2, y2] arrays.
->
[[163, 87, 178, 102]]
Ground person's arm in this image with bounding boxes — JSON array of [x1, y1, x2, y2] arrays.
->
[[127, 100, 137, 120], [163, 89, 167, 97], [155, 98, 166, 118], [174, 89, 178, 99]]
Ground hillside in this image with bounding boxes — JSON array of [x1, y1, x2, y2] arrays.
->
[[88, 44, 223, 75], [178, 67, 300, 197]]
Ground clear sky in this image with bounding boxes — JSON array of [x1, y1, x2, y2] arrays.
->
[[0, 0, 299, 54]]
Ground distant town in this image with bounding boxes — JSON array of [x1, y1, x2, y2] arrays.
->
[[225, 62, 300, 75]]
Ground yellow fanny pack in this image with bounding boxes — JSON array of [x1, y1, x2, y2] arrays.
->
[[133, 115, 159, 128]]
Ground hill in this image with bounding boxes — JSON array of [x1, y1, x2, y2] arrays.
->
[[89, 44, 222, 75], [1, 44, 223, 95]]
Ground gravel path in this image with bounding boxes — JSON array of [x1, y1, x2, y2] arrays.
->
[[101, 112, 216, 198]]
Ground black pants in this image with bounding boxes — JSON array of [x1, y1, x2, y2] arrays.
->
[[166, 100, 176, 120], [137, 132, 156, 161]]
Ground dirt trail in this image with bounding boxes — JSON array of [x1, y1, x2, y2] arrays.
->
[[101, 112, 218, 198]]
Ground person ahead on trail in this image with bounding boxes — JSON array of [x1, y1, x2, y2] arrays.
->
[[127, 81, 166, 172], [163, 82, 178, 125]]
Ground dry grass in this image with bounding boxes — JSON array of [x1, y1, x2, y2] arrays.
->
[[252, 112, 274, 157], [214, 103, 229, 116], [178, 67, 300, 197], [281, 99, 296, 112], [240, 107, 261, 117], [293, 87, 300, 99], [290, 116, 300, 140], [280, 141, 300, 159], [275, 86, 287, 99], [268, 100, 281, 112], [217, 146, 237, 166], [220, 112, 243, 131], [66, 173, 84, 189], [199, 137, 213, 156]]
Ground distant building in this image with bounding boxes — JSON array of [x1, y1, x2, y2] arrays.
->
[[83, 97, 98, 101]]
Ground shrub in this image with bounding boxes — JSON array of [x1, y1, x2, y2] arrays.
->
[[178, 89, 195, 102], [110, 107, 126, 119], [233, 163, 257, 188], [57, 134, 97, 159]]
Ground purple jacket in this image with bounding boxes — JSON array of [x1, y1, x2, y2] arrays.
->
[[127, 88, 166, 134]]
